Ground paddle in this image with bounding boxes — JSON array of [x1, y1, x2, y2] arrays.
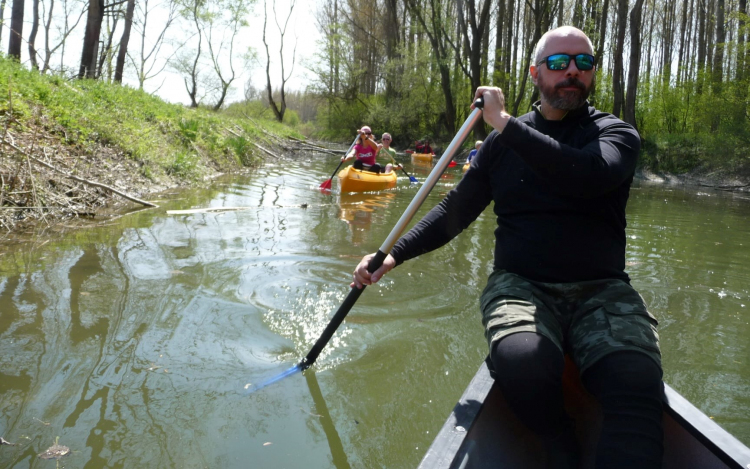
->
[[320, 135, 360, 191], [400, 166, 419, 183], [448, 160, 457, 168], [300, 98, 485, 370]]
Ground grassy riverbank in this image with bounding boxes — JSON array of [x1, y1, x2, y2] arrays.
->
[[0, 56, 302, 236]]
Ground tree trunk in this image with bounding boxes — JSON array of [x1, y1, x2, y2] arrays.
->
[[457, 0, 492, 139], [0, 0, 7, 49], [114, 0, 135, 82], [572, 0, 584, 27], [28, 0, 40, 69], [738, 0, 747, 80], [677, 0, 689, 84], [383, 0, 400, 100], [78, 0, 105, 78], [97, 12, 119, 79], [492, 0, 505, 86], [7, 0, 24, 59], [406, 0, 457, 135], [712, 0, 725, 90], [611, 0, 628, 117], [624, 0, 645, 129]]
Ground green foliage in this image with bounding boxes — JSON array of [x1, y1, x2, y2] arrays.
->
[[167, 151, 200, 178], [178, 118, 201, 142], [635, 72, 750, 173], [283, 109, 300, 127], [0, 55, 301, 181]]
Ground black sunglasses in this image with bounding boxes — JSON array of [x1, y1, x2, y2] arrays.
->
[[536, 53, 595, 71]]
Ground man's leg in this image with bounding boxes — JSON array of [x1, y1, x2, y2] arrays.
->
[[582, 351, 663, 469], [492, 332, 579, 468]]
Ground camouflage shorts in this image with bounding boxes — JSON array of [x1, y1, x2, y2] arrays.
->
[[480, 270, 661, 374]]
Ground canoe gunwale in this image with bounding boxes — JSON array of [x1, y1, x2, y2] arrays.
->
[[418, 360, 750, 469], [662, 385, 750, 468]]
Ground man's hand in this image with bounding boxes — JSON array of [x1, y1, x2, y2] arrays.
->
[[473, 86, 512, 133], [351, 253, 397, 289]]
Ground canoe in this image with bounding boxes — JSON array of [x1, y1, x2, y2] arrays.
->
[[418, 357, 750, 469], [337, 165, 397, 193], [462, 162, 470, 173], [411, 153, 434, 163]]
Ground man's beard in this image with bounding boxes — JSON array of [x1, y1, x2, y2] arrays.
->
[[538, 74, 593, 110]]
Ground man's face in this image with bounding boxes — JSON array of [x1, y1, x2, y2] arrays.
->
[[531, 32, 595, 111]]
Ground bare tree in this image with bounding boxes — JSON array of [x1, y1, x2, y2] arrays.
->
[[97, 7, 121, 79], [114, 0, 135, 82], [29, 0, 41, 68], [454, 0, 492, 138], [41, 0, 87, 73], [7, 0, 24, 59], [177, 0, 205, 107], [624, 0, 646, 129], [203, 0, 249, 109], [262, 0, 297, 122], [611, 0, 628, 117], [129, 0, 180, 89], [78, 0, 105, 77]]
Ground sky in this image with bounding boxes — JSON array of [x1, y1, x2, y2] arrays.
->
[[8, 0, 320, 106]]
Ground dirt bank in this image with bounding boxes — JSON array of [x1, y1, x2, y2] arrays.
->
[[0, 122, 227, 240], [636, 167, 750, 192]]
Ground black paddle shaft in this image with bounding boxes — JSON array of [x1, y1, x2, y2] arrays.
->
[[301, 97, 484, 370], [300, 250, 387, 369]]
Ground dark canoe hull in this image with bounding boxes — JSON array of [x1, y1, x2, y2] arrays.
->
[[418, 358, 750, 469]]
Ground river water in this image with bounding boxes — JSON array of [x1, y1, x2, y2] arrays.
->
[[1, 154, 749, 468]]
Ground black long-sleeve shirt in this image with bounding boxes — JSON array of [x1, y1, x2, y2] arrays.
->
[[390, 103, 641, 283]]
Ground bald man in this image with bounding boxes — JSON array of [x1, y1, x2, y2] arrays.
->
[[352, 26, 662, 469]]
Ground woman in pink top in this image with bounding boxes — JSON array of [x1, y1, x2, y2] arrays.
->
[[341, 126, 383, 173]]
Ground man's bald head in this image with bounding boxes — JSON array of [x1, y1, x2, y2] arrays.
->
[[533, 26, 594, 64]]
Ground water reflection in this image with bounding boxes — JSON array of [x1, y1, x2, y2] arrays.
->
[[305, 370, 351, 469], [337, 192, 396, 246]]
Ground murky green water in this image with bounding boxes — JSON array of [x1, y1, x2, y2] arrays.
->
[[1, 155, 749, 468]]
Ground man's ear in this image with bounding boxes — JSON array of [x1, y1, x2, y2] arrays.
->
[[530, 65, 539, 85]]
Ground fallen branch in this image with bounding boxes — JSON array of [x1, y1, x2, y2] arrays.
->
[[167, 203, 316, 215], [2, 139, 158, 208], [287, 138, 339, 155], [249, 141, 280, 159]]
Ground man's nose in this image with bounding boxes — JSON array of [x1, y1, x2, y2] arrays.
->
[[566, 60, 581, 76]]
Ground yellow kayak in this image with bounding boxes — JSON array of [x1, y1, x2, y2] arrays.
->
[[410, 153, 434, 163], [337, 165, 398, 193], [462, 162, 470, 173]]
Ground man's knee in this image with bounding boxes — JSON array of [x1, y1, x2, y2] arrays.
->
[[582, 351, 663, 400], [491, 332, 564, 381]]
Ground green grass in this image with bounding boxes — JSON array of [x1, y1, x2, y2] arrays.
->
[[0, 56, 300, 181]]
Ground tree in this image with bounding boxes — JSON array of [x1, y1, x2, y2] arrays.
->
[[405, 0, 459, 135], [114, 0, 135, 82], [455, 0, 492, 139], [624, 0, 646, 129], [262, 0, 297, 122], [611, 0, 628, 117], [203, 0, 250, 109], [40, 0, 86, 74], [7, 0, 24, 59], [78, 0, 105, 77], [129, 0, 180, 89], [29, 0, 41, 69]]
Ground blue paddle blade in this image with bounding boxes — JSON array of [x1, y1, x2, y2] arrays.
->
[[409, 175, 419, 183], [242, 363, 303, 395]]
